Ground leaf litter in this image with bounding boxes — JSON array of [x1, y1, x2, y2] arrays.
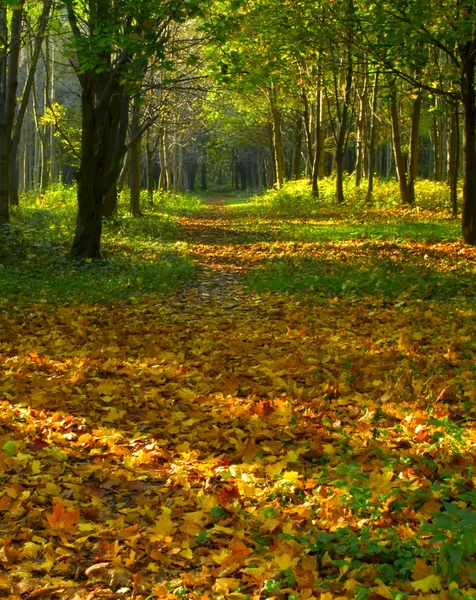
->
[[1, 200, 476, 600]]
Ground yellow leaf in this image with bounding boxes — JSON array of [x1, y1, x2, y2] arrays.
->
[[274, 552, 296, 570], [368, 469, 394, 491], [372, 579, 393, 599], [31, 460, 42, 475], [282, 471, 300, 483], [212, 578, 240, 594], [180, 548, 193, 560], [149, 508, 176, 542], [411, 574, 442, 592], [212, 548, 231, 565]]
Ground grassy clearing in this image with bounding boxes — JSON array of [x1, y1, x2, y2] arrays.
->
[[0, 185, 200, 305]]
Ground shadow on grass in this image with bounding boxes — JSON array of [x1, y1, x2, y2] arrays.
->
[[0, 219, 194, 305]]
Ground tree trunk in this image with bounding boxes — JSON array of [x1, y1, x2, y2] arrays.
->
[[335, 57, 353, 205], [71, 75, 103, 258], [432, 96, 443, 181], [201, 158, 207, 191], [355, 62, 368, 187], [366, 69, 379, 201], [0, 7, 8, 224], [146, 131, 154, 204], [389, 80, 411, 205], [302, 91, 313, 179], [292, 116, 302, 179], [129, 95, 142, 216], [407, 89, 422, 206], [448, 101, 460, 218], [461, 51, 476, 244], [311, 87, 322, 197], [271, 105, 284, 189]]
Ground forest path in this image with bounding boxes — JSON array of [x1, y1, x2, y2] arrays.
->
[[174, 193, 259, 306]]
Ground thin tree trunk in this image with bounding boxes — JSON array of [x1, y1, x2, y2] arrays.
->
[[366, 69, 379, 201], [292, 116, 302, 179], [448, 101, 460, 218], [355, 61, 368, 187], [335, 56, 353, 205], [389, 80, 411, 205], [129, 95, 142, 216], [146, 130, 154, 204], [270, 91, 284, 189], [311, 87, 322, 197], [407, 89, 422, 206]]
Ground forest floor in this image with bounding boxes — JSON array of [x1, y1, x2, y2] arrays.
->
[[1, 194, 476, 600]]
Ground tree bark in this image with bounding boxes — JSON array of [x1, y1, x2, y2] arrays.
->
[[311, 87, 322, 197], [389, 80, 411, 205], [407, 89, 422, 206], [448, 101, 459, 218], [335, 57, 353, 205], [355, 61, 368, 187], [129, 95, 142, 216], [71, 74, 103, 258], [366, 69, 379, 201], [0, 7, 8, 224], [270, 101, 284, 189], [461, 48, 476, 244], [292, 115, 302, 179]]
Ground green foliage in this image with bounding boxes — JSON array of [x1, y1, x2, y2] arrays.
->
[[0, 185, 194, 305], [422, 502, 476, 583]]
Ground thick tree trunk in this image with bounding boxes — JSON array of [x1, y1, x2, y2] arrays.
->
[[0, 7, 8, 224], [389, 81, 411, 205], [407, 89, 422, 206], [461, 55, 476, 245], [71, 76, 103, 258]]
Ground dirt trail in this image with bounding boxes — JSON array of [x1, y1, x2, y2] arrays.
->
[[175, 194, 253, 306]]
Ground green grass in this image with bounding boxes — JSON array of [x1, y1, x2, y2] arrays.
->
[[247, 253, 475, 300], [0, 185, 196, 305]]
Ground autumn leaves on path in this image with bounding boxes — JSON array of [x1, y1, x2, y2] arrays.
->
[[1, 199, 476, 599]]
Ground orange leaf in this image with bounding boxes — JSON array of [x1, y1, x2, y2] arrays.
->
[[45, 500, 79, 533]]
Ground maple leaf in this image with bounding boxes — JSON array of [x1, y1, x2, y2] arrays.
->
[[148, 508, 176, 542], [411, 575, 443, 592], [44, 500, 79, 533]]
